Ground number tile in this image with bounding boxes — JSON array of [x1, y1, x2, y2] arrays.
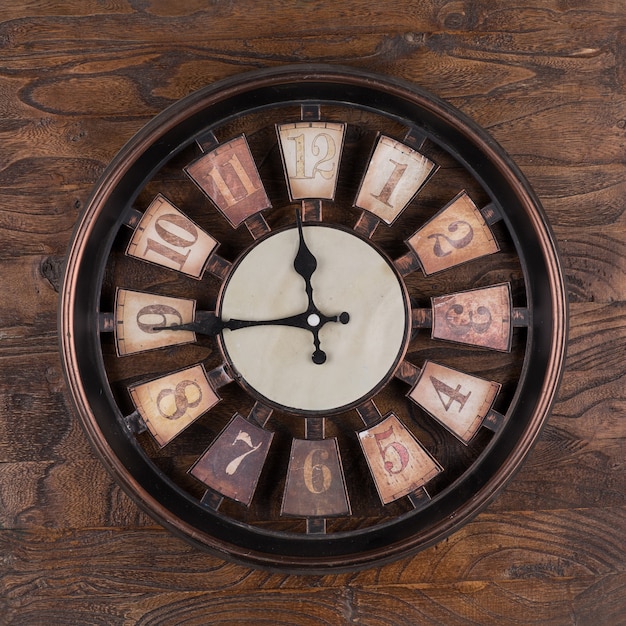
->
[[126, 194, 218, 278], [408, 361, 501, 443], [358, 413, 442, 505], [281, 438, 350, 518], [276, 121, 345, 201], [354, 135, 437, 225], [189, 413, 273, 506], [185, 135, 271, 228], [114, 288, 196, 356], [406, 190, 499, 275], [129, 364, 219, 447], [431, 283, 512, 351]]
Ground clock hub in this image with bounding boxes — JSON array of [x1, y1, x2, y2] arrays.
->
[[218, 223, 410, 414]]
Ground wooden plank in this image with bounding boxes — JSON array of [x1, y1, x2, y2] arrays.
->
[[3, 575, 625, 626], [0, 506, 624, 592]]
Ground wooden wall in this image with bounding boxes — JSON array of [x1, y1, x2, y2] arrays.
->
[[1, 1, 624, 623]]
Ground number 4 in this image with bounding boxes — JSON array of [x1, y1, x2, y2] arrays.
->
[[430, 376, 472, 412]]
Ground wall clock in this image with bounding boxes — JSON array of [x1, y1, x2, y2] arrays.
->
[[60, 65, 567, 572]]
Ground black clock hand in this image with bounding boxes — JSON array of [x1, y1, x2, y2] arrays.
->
[[293, 207, 317, 313], [292, 209, 349, 364], [167, 310, 349, 337]]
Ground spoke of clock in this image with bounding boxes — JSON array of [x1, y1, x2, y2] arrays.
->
[[204, 254, 232, 281], [513, 307, 530, 327], [301, 103, 321, 122], [305, 416, 325, 440], [480, 201, 503, 225], [394, 191, 500, 277], [248, 400, 273, 428], [98, 312, 115, 333], [206, 361, 235, 389], [394, 360, 421, 387], [114, 289, 196, 356], [353, 135, 438, 237], [355, 399, 383, 427], [184, 134, 271, 238], [353, 211, 381, 239], [128, 363, 221, 448], [200, 489, 224, 511], [411, 308, 433, 330], [432, 283, 513, 352], [402, 126, 428, 151], [483, 408, 506, 432], [122, 207, 143, 229], [124, 193, 232, 280], [357, 411, 443, 505], [121, 409, 148, 435], [195, 129, 219, 153], [276, 121, 346, 203], [189, 409, 274, 507], [406, 360, 502, 444], [301, 198, 322, 222], [407, 487, 432, 511], [281, 437, 351, 523]]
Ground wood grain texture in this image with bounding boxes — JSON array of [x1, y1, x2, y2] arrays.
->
[[0, 1, 624, 624]]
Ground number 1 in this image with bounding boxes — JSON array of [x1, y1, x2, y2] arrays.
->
[[371, 159, 407, 208]]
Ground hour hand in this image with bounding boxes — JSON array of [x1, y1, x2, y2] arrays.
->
[[293, 208, 317, 307]]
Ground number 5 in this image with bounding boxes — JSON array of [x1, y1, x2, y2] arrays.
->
[[374, 426, 409, 475]]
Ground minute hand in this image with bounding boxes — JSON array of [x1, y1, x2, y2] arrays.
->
[[170, 310, 347, 336]]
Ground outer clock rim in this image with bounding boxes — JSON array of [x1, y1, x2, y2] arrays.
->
[[59, 64, 568, 573]]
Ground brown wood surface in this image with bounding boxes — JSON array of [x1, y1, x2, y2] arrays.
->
[[0, 1, 624, 624]]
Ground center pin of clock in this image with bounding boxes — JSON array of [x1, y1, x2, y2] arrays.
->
[[307, 313, 320, 327]]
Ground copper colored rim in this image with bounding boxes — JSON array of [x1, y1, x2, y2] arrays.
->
[[60, 64, 567, 572]]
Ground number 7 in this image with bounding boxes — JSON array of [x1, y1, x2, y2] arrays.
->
[[225, 430, 262, 475]]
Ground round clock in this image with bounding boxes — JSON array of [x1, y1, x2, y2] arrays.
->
[[60, 65, 567, 572]]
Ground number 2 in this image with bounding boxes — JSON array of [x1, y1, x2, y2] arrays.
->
[[428, 220, 474, 257]]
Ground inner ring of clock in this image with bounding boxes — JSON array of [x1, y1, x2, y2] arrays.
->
[[218, 223, 410, 414]]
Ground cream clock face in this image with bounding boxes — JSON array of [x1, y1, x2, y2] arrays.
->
[[60, 66, 567, 573], [219, 224, 409, 413]]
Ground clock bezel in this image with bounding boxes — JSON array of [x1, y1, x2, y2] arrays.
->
[[59, 64, 568, 572], [216, 220, 412, 417]]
